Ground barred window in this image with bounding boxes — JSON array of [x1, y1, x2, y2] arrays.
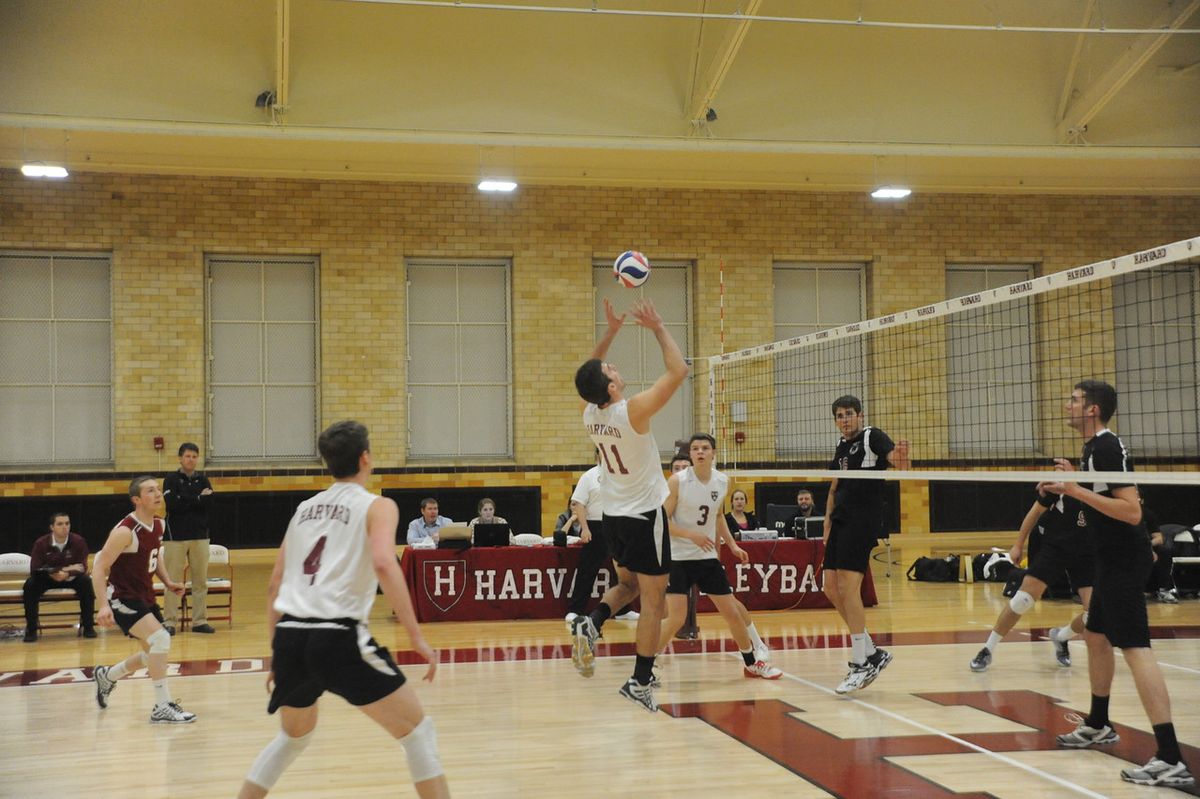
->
[[406, 259, 512, 458], [0, 252, 112, 465], [773, 263, 865, 456], [207, 255, 319, 461], [592, 261, 693, 455], [945, 264, 1035, 455]]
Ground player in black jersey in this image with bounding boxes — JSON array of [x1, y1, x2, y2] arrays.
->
[[1044, 380, 1192, 788], [822, 395, 909, 694], [968, 486, 1093, 672]]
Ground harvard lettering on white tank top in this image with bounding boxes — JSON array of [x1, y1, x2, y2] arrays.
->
[[583, 399, 668, 517], [275, 481, 381, 621], [671, 467, 729, 561]]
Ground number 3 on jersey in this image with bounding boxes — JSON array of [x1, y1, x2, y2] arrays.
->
[[303, 536, 328, 585], [598, 443, 629, 475]]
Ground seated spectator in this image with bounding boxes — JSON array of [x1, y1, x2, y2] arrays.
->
[[23, 512, 96, 642], [1142, 501, 1178, 603], [405, 498, 453, 545], [723, 489, 759, 538], [468, 497, 508, 529], [795, 489, 817, 519], [555, 505, 582, 537]]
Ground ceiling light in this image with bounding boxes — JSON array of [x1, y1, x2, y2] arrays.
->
[[21, 163, 69, 179], [477, 179, 517, 193], [870, 186, 911, 200]]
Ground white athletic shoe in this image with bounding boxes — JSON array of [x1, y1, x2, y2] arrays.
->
[[1154, 588, 1179, 605], [1056, 719, 1118, 748], [744, 660, 783, 680], [834, 662, 873, 694], [150, 700, 197, 724], [1048, 627, 1072, 667], [570, 616, 598, 678], [1121, 757, 1194, 787], [618, 678, 658, 713], [969, 647, 993, 672], [564, 612, 579, 623], [93, 665, 116, 709], [613, 610, 640, 621], [753, 645, 771, 664]]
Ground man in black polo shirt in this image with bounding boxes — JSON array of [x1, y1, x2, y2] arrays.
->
[[162, 442, 216, 635], [822, 394, 908, 695], [1045, 380, 1192, 788]]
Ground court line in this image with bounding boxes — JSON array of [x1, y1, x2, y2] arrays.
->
[[1159, 661, 1200, 675], [762, 658, 1108, 799]]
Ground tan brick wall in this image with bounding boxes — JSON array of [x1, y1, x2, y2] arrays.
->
[[2, 171, 1197, 531]]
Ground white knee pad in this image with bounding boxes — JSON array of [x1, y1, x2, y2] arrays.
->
[[1009, 590, 1035, 615], [246, 730, 313, 790], [400, 716, 444, 783], [136, 651, 149, 668], [147, 627, 171, 654]]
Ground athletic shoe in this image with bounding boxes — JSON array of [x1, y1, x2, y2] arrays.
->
[[1048, 627, 1071, 667], [1155, 588, 1179, 604], [744, 660, 783, 680], [753, 645, 771, 663], [864, 648, 893, 686], [150, 700, 197, 724], [1056, 720, 1119, 748], [570, 616, 598, 678], [969, 647, 993, 673], [191, 623, 216, 634], [834, 662, 873, 694], [618, 678, 658, 713], [613, 610, 640, 621], [1120, 757, 1194, 787], [564, 612, 578, 623], [94, 665, 116, 709]]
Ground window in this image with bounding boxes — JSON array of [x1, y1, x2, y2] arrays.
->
[[772, 263, 865, 456], [407, 259, 512, 458], [945, 264, 1035, 455], [592, 261, 692, 455], [1113, 265, 1199, 457], [207, 256, 318, 460], [0, 252, 112, 465]]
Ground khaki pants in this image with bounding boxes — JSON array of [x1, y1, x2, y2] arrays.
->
[[162, 539, 210, 626]]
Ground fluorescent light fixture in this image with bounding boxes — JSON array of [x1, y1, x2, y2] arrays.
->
[[870, 186, 911, 200], [477, 179, 517, 193], [21, 163, 69, 179]]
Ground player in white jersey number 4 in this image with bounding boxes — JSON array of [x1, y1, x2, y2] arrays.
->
[[658, 434, 781, 680], [573, 298, 689, 713], [237, 421, 449, 799]]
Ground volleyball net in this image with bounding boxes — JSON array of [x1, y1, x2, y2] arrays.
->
[[706, 236, 1200, 489]]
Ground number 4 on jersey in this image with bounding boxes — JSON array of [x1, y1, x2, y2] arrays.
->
[[303, 536, 327, 585]]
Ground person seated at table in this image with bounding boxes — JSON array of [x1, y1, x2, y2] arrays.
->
[[468, 498, 508, 529], [723, 489, 759, 539], [23, 511, 96, 642], [406, 498, 453, 545]]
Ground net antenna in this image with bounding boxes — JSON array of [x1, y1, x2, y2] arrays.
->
[[708, 237, 1200, 487]]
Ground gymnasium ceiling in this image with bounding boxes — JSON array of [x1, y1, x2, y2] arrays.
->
[[1, 0, 1199, 194]]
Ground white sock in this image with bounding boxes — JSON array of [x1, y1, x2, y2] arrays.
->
[[1053, 626, 1074, 643], [850, 633, 868, 665], [985, 631, 1003, 652], [746, 623, 766, 651], [863, 631, 877, 657], [108, 661, 130, 681], [153, 680, 171, 706]]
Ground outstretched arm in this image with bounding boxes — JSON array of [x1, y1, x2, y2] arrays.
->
[[590, 298, 626, 361]]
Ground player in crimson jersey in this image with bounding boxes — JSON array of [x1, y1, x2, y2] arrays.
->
[[91, 476, 195, 723]]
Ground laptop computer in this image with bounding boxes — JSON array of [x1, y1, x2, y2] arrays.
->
[[473, 523, 512, 547], [436, 523, 472, 550], [798, 515, 825, 540]]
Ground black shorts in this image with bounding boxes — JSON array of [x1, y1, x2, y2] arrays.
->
[[667, 558, 732, 596], [1086, 552, 1153, 649], [268, 616, 406, 713], [822, 517, 877, 574], [1027, 530, 1095, 589], [109, 597, 164, 636], [603, 509, 671, 576]]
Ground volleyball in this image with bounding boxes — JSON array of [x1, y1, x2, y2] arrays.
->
[[613, 250, 650, 288]]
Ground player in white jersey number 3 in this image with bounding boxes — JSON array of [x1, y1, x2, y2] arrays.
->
[[572, 298, 689, 713], [237, 421, 449, 799]]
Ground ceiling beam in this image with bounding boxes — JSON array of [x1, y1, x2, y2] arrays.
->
[[275, 0, 291, 112], [1056, 0, 1097, 125], [1056, 0, 1200, 143], [686, 0, 763, 125]]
